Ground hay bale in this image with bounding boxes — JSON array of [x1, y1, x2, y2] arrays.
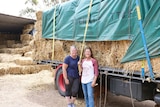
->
[[11, 48, 24, 54], [22, 46, 31, 53], [20, 34, 33, 45], [29, 65, 38, 74], [7, 40, 15, 48], [35, 65, 52, 71], [11, 43, 23, 48], [0, 68, 6, 76], [24, 51, 33, 57], [36, 11, 42, 20], [0, 48, 12, 54], [34, 32, 44, 41], [34, 20, 42, 31], [11, 46, 30, 54], [21, 66, 31, 74], [20, 65, 52, 74], [14, 57, 35, 65], [8, 66, 21, 74], [151, 57, 160, 72], [20, 65, 38, 74], [29, 40, 35, 49]]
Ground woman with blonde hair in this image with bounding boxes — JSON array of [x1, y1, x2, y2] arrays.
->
[[63, 45, 80, 107]]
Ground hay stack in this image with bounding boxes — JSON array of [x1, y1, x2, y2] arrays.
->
[[34, 20, 43, 40], [33, 11, 160, 73]]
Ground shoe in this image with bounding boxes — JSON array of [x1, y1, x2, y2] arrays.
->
[[71, 103, 76, 107], [67, 103, 72, 107]]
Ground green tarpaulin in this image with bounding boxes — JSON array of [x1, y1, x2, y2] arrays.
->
[[121, 0, 160, 63], [42, 0, 160, 63]]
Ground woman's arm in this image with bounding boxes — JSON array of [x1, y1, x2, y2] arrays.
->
[[62, 63, 69, 84], [91, 59, 99, 87], [78, 59, 83, 75]]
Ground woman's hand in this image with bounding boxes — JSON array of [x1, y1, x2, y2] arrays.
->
[[64, 78, 69, 85], [91, 81, 96, 87], [78, 61, 81, 65]]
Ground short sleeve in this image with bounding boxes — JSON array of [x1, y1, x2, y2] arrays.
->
[[92, 58, 99, 76], [64, 56, 69, 65]]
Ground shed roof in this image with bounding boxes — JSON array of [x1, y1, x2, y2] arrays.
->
[[0, 13, 36, 33]]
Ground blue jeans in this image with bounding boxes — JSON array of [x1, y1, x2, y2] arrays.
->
[[82, 82, 94, 107]]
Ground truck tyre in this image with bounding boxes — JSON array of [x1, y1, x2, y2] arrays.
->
[[53, 72, 58, 90], [56, 68, 65, 96], [155, 104, 160, 107], [154, 94, 160, 107]]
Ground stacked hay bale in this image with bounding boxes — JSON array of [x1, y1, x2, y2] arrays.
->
[[33, 11, 160, 73], [0, 22, 54, 75], [0, 33, 20, 51], [33, 11, 51, 60], [0, 53, 53, 75], [0, 63, 52, 75], [10, 24, 35, 56]]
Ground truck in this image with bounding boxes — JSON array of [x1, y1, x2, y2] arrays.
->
[[38, 0, 160, 106]]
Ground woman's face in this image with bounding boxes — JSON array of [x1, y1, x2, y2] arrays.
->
[[84, 49, 91, 58], [70, 47, 77, 57]]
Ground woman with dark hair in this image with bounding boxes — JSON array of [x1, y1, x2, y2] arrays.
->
[[80, 46, 99, 107]]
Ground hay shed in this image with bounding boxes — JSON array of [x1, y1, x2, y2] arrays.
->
[[0, 13, 35, 47]]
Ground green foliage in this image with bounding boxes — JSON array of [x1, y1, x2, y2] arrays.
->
[[20, 0, 55, 19], [25, 0, 38, 6]]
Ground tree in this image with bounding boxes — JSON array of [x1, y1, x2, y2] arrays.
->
[[20, 0, 56, 19]]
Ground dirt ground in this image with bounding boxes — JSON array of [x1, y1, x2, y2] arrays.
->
[[0, 70, 156, 107]]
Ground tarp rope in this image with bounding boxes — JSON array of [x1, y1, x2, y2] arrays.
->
[[52, 3, 57, 60], [79, 0, 93, 73], [128, 1, 135, 107]]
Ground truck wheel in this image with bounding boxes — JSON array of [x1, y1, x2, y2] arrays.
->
[[56, 68, 65, 96], [155, 104, 160, 107]]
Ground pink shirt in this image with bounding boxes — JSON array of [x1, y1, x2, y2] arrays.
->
[[81, 58, 99, 84]]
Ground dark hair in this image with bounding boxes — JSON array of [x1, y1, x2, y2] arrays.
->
[[84, 46, 94, 58]]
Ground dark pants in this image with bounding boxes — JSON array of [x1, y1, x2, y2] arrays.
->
[[65, 76, 80, 97]]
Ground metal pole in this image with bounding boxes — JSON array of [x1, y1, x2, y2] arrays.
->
[[103, 72, 108, 107], [99, 72, 102, 107], [135, 0, 154, 79]]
